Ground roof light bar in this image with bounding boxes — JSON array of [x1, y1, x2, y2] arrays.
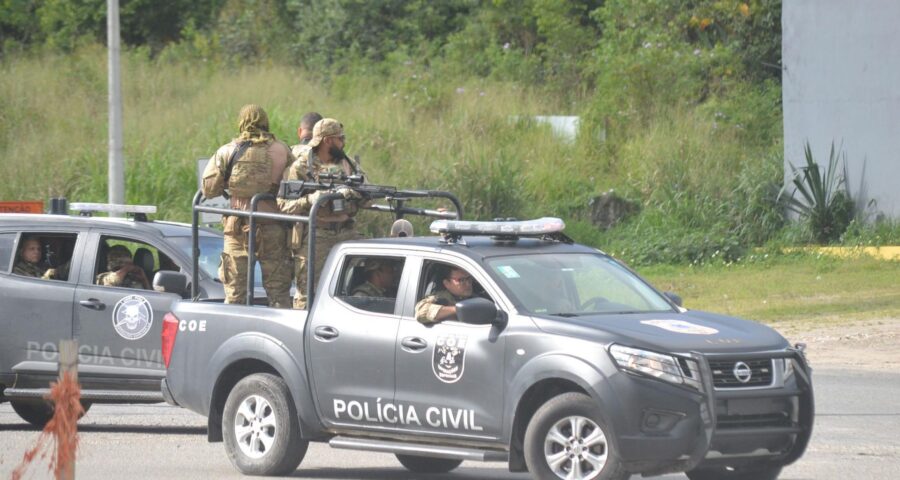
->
[[69, 203, 157, 215], [429, 217, 565, 237]]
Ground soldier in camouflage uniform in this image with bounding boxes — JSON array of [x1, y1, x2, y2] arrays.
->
[[13, 238, 51, 278], [414, 267, 476, 324], [96, 245, 150, 289], [279, 118, 368, 309], [202, 104, 293, 308], [283, 111, 323, 304], [350, 258, 397, 298]]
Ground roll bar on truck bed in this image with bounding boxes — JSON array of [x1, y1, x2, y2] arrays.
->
[[190, 183, 463, 305]]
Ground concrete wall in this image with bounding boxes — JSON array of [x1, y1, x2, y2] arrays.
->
[[783, 0, 900, 219]]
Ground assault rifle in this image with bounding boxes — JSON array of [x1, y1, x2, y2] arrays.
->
[[278, 174, 396, 201]]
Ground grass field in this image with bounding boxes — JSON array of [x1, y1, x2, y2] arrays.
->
[[641, 254, 900, 327]]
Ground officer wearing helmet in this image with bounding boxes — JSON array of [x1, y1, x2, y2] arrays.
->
[[202, 104, 293, 307]]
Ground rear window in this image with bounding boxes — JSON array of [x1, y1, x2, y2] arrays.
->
[[0, 233, 15, 272]]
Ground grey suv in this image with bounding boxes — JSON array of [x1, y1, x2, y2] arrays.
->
[[0, 209, 246, 426]]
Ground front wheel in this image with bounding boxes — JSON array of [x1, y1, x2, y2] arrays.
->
[[687, 464, 782, 480], [524, 392, 629, 480], [222, 373, 308, 476], [395, 454, 463, 473]]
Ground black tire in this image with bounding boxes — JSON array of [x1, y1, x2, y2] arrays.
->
[[395, 454, 463, 474], [222, 373, 308, 476], [10, 400, 55, 428], [687, 464, 782, 480], [524, 392, 629, 480], [9, 400, 91, 428]]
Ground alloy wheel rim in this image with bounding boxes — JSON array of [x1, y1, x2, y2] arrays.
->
[[234, 394, 277, 459], [543, 415, 608, 480]]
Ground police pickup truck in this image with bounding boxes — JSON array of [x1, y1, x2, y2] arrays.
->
[[162, 185, 812, 480], [0, 201, 265, 427]]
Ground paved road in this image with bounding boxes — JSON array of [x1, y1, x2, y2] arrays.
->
[[1, 367, 897, 479]]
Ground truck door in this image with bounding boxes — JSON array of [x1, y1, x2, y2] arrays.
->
[[393, 259, 507, 441], [307, 254, 404, 430], [0, 231, 81, 386], [73, 233, 181, 391]]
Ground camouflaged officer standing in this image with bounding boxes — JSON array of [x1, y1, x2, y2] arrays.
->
[[282, 111, 323, 306], [278, 118, 368, 309], [202, 104, 293, 308]]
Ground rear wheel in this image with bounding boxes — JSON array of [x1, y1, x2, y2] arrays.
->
[[687, 464, 782, 480], [395, 454, 463, 473], [10, 400, 91, 428], [524, 392, 629, 480], [222, 373, 308, 476]]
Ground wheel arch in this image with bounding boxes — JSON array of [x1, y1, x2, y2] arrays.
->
[[206, 333, 319, 442], [504, 354, 619, 472]]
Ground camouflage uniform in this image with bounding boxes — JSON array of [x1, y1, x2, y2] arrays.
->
[[202, 104, 293, 308], [278, 119, 367, 309], [13, 260, 48, 278], [351, 281, 384, 298], [95, 246, 146, 289], [415, 289, 469, 325]]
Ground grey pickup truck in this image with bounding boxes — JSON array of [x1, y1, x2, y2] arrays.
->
[[162, 187, 813, 480]]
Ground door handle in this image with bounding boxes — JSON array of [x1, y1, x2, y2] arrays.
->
[[314, 326, 339, 341], [401, 337, 427, 352], [79, 298, 106, 311]]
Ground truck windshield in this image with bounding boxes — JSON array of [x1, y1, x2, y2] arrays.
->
[[486, 253, 674, 316], [168, 236, 263, 285]]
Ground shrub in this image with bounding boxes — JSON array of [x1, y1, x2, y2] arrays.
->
[[779, 142, 855, 243]]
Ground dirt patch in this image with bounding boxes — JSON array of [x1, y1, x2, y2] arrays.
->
[[773, 317, 900, 371]]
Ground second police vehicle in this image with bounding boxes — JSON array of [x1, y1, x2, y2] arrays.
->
[[161, 185, 813, 480]]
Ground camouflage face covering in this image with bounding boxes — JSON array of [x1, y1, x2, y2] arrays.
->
[[107, 245, 133, 271], [237, 104, 274, 144]]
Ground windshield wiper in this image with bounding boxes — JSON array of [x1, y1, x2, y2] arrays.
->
[[547, 312, 581, 317]]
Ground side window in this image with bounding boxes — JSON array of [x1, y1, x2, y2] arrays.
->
[[335, 255, 404, 314], [94, 236, 177, 291], [413, 261, 495, 324], [417, 261, 492, 303], [0, 233, 15, 272], [10, 232, 77, 281]]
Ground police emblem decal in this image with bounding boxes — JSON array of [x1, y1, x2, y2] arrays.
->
[[432, 335, 467, 384], [112, 295, 153, 340]]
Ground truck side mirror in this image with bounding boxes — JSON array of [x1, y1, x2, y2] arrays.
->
[[154, 271, 189, 298], [456, 297, 507, 326], [663, 291, 683, 307]]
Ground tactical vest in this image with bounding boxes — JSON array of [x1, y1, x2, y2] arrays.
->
[[228, 141, 276, 197]]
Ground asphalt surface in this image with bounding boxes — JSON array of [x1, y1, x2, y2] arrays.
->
[[1, 367, 897, 479]]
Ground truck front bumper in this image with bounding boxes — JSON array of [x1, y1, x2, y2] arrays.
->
[[609, 349, 813, 476]]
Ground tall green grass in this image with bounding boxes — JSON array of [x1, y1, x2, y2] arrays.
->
[[3, 46, 857, 261]]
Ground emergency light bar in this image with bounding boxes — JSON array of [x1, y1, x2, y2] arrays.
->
[[430, 217, 566, 238], [69, 203, 157, 221]]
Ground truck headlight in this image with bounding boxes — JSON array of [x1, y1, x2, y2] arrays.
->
[[609, 345, 687, 386]]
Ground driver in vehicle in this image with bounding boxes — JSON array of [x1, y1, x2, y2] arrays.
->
[[351, 258, 397, 298], [414, 266, 476, 324], [96, 245, 151, 290]]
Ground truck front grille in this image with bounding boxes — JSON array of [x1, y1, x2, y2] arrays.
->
[[709, 358, 773, 388], [717, 412, 792, 429]]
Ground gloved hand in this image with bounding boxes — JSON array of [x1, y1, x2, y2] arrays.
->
[[336, 185, 362, 200]]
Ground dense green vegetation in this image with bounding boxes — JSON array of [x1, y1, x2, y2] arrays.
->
[[1, 0, 897, 265]]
